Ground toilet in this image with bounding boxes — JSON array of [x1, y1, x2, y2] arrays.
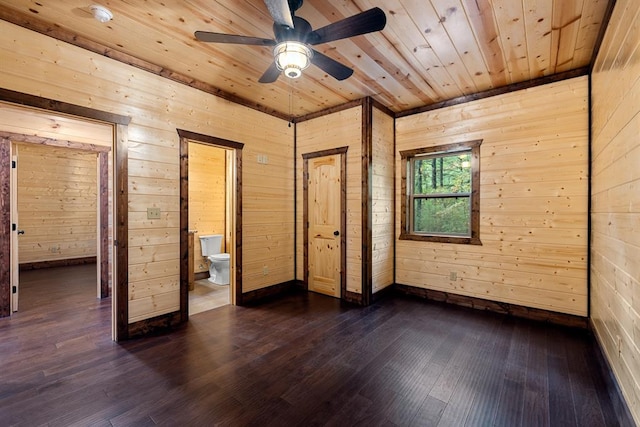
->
[[198, 234, 230, 285]]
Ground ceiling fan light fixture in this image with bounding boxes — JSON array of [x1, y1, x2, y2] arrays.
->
[[274, 41, 312, 79]]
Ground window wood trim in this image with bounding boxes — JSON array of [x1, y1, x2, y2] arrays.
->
[[400, 139, 482, 245]]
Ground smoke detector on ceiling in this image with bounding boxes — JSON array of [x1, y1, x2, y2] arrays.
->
[[90, 4, 113, 23]]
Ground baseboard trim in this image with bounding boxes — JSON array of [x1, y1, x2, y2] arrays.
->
[[395, 284, 589, 329], [127, 311, 183, 340], [590, 320, 636, 426], [372, 284, 394, 303], [19, 257, 97, 271], [241, 280, 298, 305], [194, 272, 208, 281], [343, 290, 363, 305]]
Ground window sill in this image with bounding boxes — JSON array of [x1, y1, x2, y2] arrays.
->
[[399, 232, 482, 245]]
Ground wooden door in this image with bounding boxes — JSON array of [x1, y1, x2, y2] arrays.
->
[[307, 154, 342, 298], [10, 153, 19, 311]]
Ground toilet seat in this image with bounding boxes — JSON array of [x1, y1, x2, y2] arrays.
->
[[207, 253, 230, 285]]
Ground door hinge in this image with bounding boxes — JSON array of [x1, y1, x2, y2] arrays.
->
[[12, 286, 17, 294], [114, 239, 118, 247], [11, 160, 16, 168], [12, 223, 16, 231]]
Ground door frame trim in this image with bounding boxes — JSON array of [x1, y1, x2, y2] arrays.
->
[[302, 146, 348, 300], [177, 128, 244, 315], [0, 138, 10, 317]]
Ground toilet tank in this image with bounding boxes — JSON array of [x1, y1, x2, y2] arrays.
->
[[199, 234, 223, 256]]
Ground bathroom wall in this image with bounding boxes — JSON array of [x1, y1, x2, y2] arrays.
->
[[396, 76, 589, 316], [188, 142, 226, 275], [590, 0, 640, 420]]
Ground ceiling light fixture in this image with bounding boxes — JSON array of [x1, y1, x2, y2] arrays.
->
[[90, 4, 113, 23], [274, 42, 312, 79]]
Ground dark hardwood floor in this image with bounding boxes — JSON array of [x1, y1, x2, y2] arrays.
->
[[0, 265, 626, 426]]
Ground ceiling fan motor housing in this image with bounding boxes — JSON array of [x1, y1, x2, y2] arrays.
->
[[273, 16, 315, 43]]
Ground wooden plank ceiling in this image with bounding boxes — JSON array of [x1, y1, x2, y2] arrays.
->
[[0, 0, 609, 117]]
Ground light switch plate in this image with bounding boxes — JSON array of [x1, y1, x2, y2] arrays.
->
[[147, 207, 161, 219]]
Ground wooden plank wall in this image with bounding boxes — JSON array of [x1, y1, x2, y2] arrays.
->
[[396, 76, 589, 316], [296, 108, 363, 294], [241, 128, 295, 294], [16, 144, 97, 263], [590, 0, 640, 421], [0, 20, 294, 322], [371, 107, 395, 294], [188, 142, 226, 275]]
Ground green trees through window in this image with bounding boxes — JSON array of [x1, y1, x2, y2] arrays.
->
[[412, 153, 471, 236]]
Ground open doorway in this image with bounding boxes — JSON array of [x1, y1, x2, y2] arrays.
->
[[178, 129, 244, 317], [4, 131, 113, 312], [188, 141, 232, 315], [10, 142, 107, 313]]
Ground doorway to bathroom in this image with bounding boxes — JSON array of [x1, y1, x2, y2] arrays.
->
[[188, 141, 231, 314], [178, 129, 243, 317]]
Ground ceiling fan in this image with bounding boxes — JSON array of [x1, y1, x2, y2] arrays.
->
[[194, 0, 386, 83]]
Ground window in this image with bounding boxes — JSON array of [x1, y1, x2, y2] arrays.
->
[[400, 140, 482, 245]]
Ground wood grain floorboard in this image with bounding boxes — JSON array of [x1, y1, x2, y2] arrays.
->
[[0, 265, 622, 426], [521, 323, 551, 426], [492, 321, 529, 426], [547, 330, 579, 427]]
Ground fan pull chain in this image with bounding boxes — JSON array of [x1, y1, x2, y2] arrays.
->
[[288, 82, 294, 127]]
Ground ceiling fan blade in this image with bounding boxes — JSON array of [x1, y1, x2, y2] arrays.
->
[[258, 62, 281, 83], [195, 31, 276, 46], [310, 49, 354, 81], [309, 7, 386, 45], [264, 0, 294, 28]]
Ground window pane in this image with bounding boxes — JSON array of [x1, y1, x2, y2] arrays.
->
[[413, 197, 470, 235], [413, 153, 471, 195]]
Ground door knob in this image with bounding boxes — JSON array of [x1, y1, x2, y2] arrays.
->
[[17, 230, 25, 235], [333, 230, 340, 236]]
